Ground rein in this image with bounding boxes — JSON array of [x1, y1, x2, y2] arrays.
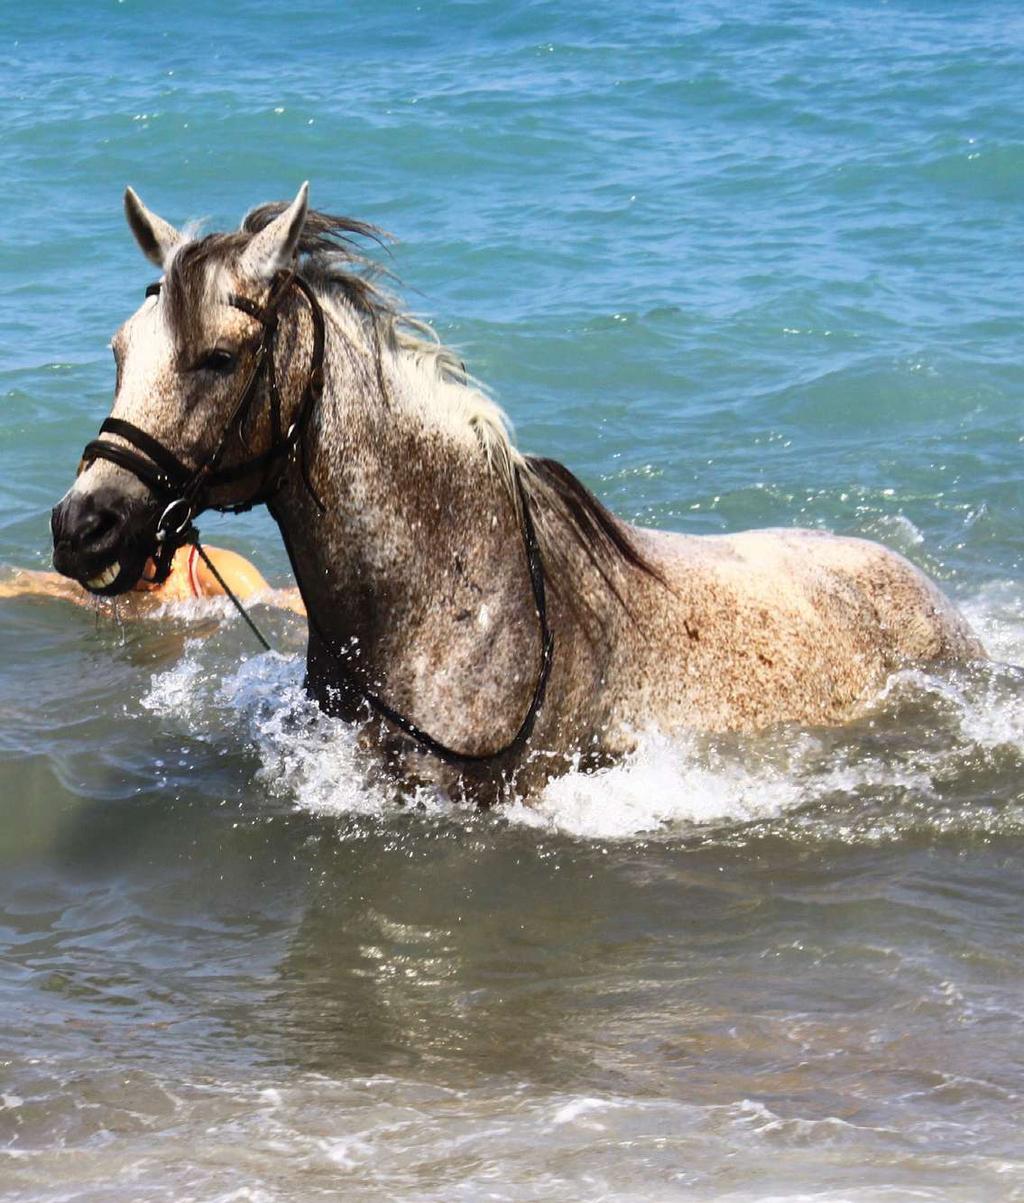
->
[[79, 272, 554, 768]]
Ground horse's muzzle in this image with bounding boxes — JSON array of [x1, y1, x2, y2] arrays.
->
[[51, 486, 150, 594]]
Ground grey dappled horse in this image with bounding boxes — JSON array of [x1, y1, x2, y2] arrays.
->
[[51, 185, 984, 802]]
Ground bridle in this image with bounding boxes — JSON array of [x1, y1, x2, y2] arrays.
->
[[82, 270, 326, 583], [78, 271, 554, 768]]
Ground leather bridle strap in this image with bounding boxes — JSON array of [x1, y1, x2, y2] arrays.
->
[[83, 416, 192, 500], [79, 270, 325, 579]]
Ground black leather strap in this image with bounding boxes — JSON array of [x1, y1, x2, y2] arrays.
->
[[97, 417, 192, 486]]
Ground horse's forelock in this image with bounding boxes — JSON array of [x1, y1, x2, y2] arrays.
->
[[241, 203, 388, 258], [162, 233, 246, 353]]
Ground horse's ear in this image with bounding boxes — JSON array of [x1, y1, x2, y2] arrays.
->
[[124, 187, 183, 269], [239, 182, 309, 282]]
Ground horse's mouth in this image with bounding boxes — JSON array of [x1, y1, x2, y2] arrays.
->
[[54, 542, 151, 598], [78, 547, 155, 596], [82, 560, 126, 594], [51, 474, 162, 597]]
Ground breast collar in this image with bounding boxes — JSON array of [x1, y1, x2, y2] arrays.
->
[[80, 269, 326, 583]]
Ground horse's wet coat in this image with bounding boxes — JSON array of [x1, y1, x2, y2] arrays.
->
[[55, 186, 984, 801]]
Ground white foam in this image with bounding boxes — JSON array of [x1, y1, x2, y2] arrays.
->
[[141, 639, 208, 724], [960, 579, 1024, 665], [862, 512, 925, 552], [505, 724, 947, 840], [878, 664, 1024, 753], [206, 1190, 277, 1203], [550, 1096, 623, 1127], [143, 650, 450, 820], [148, 595, 238, 622], [137, 581, 1024, 841], [507, 732, 811, 839]]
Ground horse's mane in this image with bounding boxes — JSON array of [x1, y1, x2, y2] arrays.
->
[[167, 203, 658, 594]]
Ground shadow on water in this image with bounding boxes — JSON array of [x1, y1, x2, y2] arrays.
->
[[7, 766, 720, 1091], [0, 728, 789, 1096], [255, 819, 720, 1087]]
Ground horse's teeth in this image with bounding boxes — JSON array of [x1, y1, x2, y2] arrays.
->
[[85, 562, 120, 589]]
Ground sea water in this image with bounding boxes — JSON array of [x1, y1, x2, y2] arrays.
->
[[2, 2, 1024, 1199]]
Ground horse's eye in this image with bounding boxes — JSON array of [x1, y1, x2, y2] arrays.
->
[[196, 349, 238, 374]]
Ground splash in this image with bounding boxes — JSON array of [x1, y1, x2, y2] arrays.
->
[[139, 582, 1024, 843], [143, 649, 450, 820], [508, 732, 815, 840]]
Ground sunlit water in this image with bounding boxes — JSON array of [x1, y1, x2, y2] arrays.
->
[[2, 2, 1024, 1200]]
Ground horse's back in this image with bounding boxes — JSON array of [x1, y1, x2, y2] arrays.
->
[[702, 526, 980, 659], [614, 524, 983, 733]]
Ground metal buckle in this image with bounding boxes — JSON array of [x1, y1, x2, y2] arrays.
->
[[156, 497, 192, 542]]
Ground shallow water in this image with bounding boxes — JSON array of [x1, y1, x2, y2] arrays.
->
[[3, 2, 1024, 1200]]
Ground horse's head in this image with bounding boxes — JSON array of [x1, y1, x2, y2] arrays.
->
[[51, 183, 314, 594]]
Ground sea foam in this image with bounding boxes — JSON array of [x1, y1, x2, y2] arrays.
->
[[140, 582, 1024, 843]]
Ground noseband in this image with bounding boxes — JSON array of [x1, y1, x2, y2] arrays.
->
[[81, 270, 326, 583], [77, 271, 554, 770]]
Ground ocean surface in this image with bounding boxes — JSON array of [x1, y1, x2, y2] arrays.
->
[[2, 2, 1024, 1200]]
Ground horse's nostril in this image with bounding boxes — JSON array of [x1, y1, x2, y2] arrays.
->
[[54, 491, 128, 557], [81, 506, 120, 547]]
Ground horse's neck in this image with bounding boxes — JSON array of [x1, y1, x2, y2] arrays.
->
[[270, 323, 542, 744]]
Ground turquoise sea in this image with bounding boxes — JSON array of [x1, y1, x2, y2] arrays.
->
[[2, 3, 1024, 1199]]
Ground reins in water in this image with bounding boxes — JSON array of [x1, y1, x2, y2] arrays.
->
[[78, 272, 554, 768]]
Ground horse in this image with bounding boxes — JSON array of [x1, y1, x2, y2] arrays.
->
[[51, 184, 984, 803]]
